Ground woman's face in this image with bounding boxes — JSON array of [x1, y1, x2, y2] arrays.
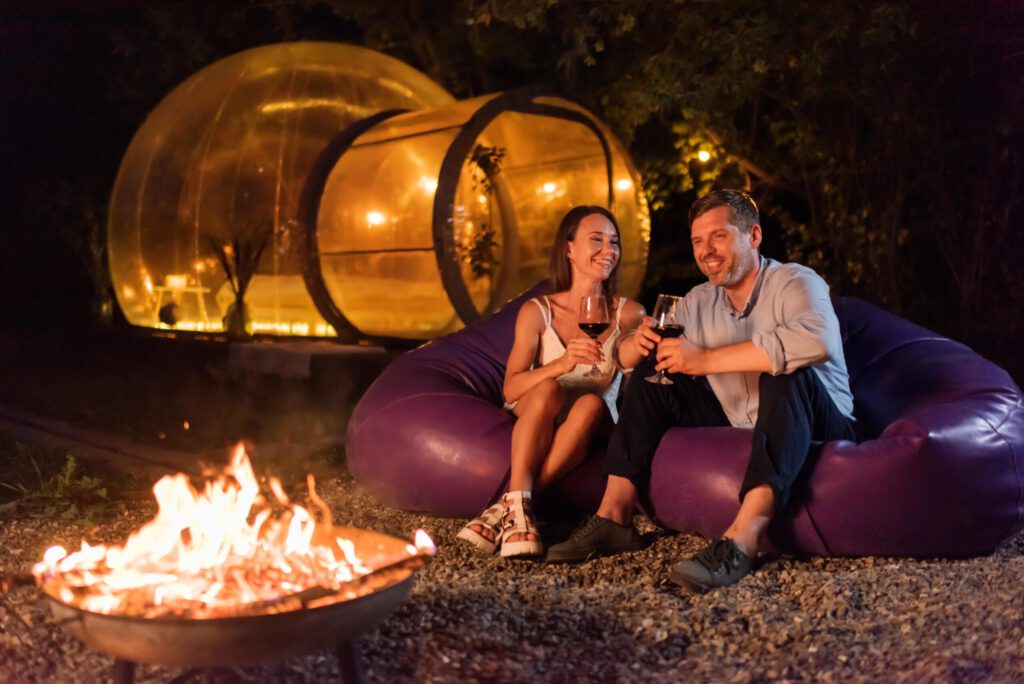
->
[[567, 213, 621, 283]]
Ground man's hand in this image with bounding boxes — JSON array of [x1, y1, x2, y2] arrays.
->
[[631, 316, 662, 357], [655, 337, 710, 376]]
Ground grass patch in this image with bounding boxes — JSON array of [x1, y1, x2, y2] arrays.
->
[[0, 434, 135, 525]]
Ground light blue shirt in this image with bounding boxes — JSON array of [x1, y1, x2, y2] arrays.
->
[[674, 257, 855, 428]]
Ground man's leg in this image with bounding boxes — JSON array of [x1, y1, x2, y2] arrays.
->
[[594, 475, 638, 526], [671, 367, 855, 591], [595, 366, 681, 525], [608, 357, 730, 508], [722, 484, 774, 558], [547, 356, 727, 562], [737, 367, 856, 531]]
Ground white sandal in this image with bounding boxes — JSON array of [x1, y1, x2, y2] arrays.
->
[[456, 501, 505, 554], [499, 490, 544, 558]]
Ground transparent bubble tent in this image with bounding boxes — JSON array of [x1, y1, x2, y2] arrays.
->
[[109, 42, 650, 340]]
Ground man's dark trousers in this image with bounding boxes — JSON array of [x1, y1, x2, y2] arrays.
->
[[606, 356, 855, 512]]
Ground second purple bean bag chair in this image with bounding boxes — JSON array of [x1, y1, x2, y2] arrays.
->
[[346, 288, 1024, 557]]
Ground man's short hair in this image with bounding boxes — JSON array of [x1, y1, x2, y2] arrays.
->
[[689, 189, 760, 233]]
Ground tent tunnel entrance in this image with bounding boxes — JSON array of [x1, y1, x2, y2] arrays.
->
[[300, 87, 644, 341]]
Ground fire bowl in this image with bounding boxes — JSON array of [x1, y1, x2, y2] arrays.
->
[[41, 527, 420, 668]]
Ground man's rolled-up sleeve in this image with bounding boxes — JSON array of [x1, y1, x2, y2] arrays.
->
[[752, 273, 838, 375]]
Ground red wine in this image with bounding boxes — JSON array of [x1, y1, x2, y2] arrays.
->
[[579, 322, 610, 338], [654, 324, 685, 339]]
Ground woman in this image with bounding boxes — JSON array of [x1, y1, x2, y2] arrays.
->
[[457, 205, 646, 558]]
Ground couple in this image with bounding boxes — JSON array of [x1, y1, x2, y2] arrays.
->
[[457, 189, 855, 593]]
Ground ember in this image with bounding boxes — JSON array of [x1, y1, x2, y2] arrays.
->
[[32, 445, 434, 619]]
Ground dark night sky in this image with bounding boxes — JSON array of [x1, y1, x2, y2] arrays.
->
[[3, 3, 125, 182], [2, 2, 129, 322]]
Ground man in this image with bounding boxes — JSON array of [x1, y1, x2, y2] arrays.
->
[[546, 189, 856, 593]]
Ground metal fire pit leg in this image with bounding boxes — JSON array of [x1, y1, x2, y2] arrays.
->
[[336, 639, 365, 684], [112, 659, 135, 684]]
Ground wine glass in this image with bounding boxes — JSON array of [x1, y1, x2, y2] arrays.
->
[[645, 294, 684, 385], [578, 295, 611, 377]]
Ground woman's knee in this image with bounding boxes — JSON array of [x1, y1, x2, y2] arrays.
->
[[575, 392, 606, 415], [520, 378, 565, 415], [564, 393, 607, 426]]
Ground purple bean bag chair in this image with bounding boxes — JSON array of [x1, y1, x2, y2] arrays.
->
[[347, 288, 1024, 558]]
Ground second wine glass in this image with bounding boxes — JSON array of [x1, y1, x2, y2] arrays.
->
[[645, 294, 684, 385], [578, 295, 611, 377]]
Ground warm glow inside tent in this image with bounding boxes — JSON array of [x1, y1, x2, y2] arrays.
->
[[108, 42, 649, 341]]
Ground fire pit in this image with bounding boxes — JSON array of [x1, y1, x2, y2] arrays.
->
[[12, 445, 434, 683]]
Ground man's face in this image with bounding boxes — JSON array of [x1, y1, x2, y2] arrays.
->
[[690, 205, 761, 288]]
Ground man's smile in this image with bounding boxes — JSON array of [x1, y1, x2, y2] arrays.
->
[[703, 257, 725, 274]]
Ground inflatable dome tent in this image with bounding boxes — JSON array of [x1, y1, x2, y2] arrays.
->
[[108, 42, 650, 341]]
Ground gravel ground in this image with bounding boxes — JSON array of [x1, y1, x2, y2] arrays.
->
[[2, 466, 1022, 683]]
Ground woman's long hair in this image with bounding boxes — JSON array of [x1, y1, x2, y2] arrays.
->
[[548, 205, 621, 297]]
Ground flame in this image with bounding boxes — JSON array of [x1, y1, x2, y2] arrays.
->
[[414, 529, 436, 555], [43, 546, 68, 565], [33, 445, 433, 618]]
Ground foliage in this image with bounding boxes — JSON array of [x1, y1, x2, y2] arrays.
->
[[25, 179, 114, 326], [469, 144, 506, 196], [461, 225, 502, 282], [462, 144, 506, 281], [0, 447, 127, 526]]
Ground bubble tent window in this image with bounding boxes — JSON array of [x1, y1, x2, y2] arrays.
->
[[108, 43, 649, 341]]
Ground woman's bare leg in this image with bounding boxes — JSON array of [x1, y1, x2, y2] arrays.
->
[[468, 378, 564, 544], [535, 393, 608, 492], [509, 378, 564, 492]]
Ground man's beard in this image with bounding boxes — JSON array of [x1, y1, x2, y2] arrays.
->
[[702, 253, 753, 287]]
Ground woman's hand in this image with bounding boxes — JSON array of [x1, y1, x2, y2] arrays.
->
[[558, 336, 603, 374]]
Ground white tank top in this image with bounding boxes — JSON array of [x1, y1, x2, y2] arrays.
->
[[527, 295, 626, 423]]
